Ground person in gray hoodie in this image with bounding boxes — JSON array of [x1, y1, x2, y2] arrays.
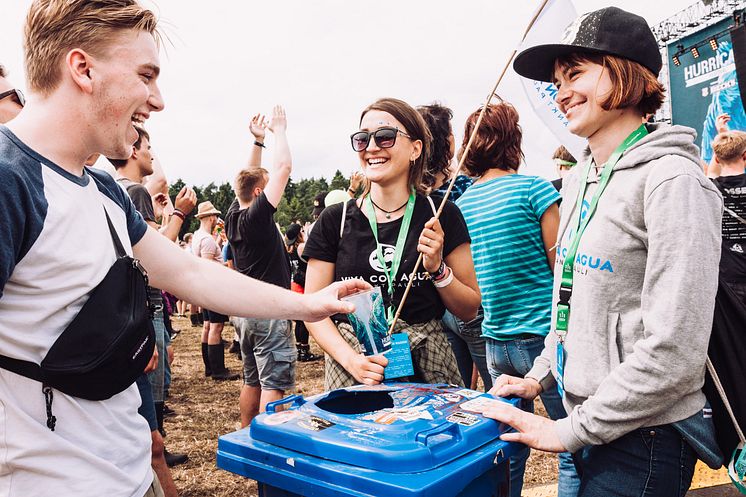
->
[[484, 7, 723, 497]]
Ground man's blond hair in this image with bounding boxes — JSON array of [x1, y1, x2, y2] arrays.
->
[[24, 0, 160, 95], [713, 131, 746, 164]]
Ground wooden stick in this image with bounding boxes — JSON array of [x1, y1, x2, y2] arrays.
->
[[387, 0, 552, 334]]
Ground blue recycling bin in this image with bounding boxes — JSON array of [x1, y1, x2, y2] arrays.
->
[[217, 383, 522, 497]]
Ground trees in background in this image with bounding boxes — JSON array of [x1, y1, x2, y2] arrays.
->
[[169, 170, 350, 239]]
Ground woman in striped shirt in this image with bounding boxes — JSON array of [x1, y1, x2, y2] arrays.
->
[[455, 102, 577, 497]]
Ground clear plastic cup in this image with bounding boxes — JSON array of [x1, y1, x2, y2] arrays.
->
[[341, 287, 391, 355]]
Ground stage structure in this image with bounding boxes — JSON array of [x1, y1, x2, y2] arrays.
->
[[653, 0, 746, 162]]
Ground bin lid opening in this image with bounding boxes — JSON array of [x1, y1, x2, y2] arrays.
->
[[315, 389, 394, 415]]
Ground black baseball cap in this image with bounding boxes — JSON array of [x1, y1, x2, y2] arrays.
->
[[513, 7, 662, 83], [312, 191, 327, 217], [285, 223, 302, 245]]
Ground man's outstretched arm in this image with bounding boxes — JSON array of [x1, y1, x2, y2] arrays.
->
[[133, 227, 368, 322]]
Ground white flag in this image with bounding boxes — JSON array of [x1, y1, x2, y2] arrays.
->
[[519, 0, 586, 160]]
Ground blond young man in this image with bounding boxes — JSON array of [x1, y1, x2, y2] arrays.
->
[[709, 130, 746, 178], [709, 129, 746, 302], [0, 2, 366, 496]]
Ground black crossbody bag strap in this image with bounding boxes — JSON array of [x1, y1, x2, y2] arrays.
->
[[103, 207, 127, 257], [0, 207, 127, 382]]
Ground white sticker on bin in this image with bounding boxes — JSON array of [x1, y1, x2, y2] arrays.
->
[[455, 389, 481, 399], [264, 410, 301, 425], [459, 397, 507, 414], [363, 406, 434, 423], [447, 411, 479, 426]]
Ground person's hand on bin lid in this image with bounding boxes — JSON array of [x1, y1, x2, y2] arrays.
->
[[483, 402, 566, 453], [489, 374, 542, 401]]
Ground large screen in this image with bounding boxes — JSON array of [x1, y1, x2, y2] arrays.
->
[[668, 17, 746, 162]]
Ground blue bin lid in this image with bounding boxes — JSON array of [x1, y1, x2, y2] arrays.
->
[[249, 383, 520, 474]]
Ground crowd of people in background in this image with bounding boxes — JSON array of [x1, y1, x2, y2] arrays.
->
[[1, 1, 745, 497]]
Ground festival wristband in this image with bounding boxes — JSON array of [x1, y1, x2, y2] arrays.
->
[[254, 140, 265, 148], [172, 209, 185, 221], [432, 267, 454, 288], [429, 260, 446, 279]]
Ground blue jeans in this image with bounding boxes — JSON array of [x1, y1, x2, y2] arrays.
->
[[442, 309, 492, 391], [147, 306, 166, 402], [576, 424, 696, 497], [136, 374, 158, 432], [486, 335, 580, 497], [164, 324, 171, 398]]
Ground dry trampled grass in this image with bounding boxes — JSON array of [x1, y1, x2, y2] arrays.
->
[[164, 317, 558, 496]]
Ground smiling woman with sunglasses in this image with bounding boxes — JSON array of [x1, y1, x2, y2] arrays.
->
[[303, 97, 481, 388]]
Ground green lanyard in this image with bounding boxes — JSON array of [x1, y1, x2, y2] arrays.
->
[[365, 191, 416, 325], [555, 124, 649, 339]]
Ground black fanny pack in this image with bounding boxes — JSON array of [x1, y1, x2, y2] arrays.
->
[[0, 208, 155, 429]]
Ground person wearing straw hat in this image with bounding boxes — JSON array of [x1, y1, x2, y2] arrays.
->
[[483, 7, 723, 496], [192, 201, 239, 381], [303, 97, 480, 389]]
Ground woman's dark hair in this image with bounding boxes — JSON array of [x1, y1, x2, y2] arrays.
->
[[360, 98, 432, 193], [460, 102, 524, 177], [417, 103, 454, 190]]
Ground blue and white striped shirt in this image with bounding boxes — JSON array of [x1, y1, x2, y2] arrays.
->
[[456, 174, 560, 340]]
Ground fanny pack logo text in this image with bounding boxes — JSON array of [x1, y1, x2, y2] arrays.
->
[[132, 335, 150, 361]]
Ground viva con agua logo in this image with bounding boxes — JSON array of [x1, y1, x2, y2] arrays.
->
[[558, 199, 615, 273]]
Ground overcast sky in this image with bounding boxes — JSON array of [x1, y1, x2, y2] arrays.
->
[[1, 1, 694, 187]]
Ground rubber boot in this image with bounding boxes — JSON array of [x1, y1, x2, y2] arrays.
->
[[201, 342, 212, 377], [190, 313, 199, 327], [297, 344, 322, 362], [208, 344, 239, 381], [164, 449, 188, 467]]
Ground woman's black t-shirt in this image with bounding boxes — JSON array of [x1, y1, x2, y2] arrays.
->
[[289, 245, 307, 287], [303, 194, 471, 324]]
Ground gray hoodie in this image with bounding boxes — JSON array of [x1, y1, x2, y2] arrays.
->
[[526, 124, 723, 453]]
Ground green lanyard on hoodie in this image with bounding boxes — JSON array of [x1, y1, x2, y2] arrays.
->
[[555, 124, 648, 397]]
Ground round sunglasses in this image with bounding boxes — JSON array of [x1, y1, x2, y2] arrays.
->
[[350, 126, 411, 152]]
